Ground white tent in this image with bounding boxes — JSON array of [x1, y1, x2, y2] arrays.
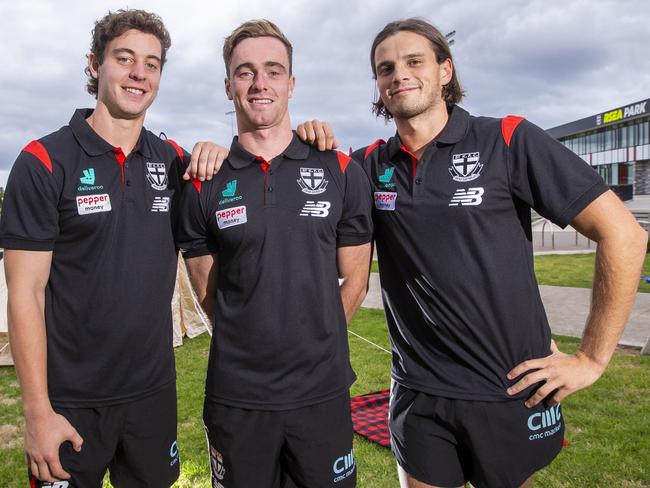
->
[[172, 257, 212, 346], [0, 257, 211, 367], [0, 261, 10, 366]]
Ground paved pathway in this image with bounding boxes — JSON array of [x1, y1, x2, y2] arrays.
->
[[361, 273, 650, 348]]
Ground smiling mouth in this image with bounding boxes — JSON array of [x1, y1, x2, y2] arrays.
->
[[124, 87, 145, 95], [390, 86, 419, 96], [249, 98, 273, 105]]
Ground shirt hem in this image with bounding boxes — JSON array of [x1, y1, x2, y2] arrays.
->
[[555, 180, 609, 228], [393, 377, 528, 402], [50, 378, 175, 409], [337, 233, 373, 246], [0, 237, 55, 251], [205, 382, 354, 411]]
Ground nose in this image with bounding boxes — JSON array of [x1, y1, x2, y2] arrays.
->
[[392, 63, 410, 84], [250, 72, 268, 92], [129, 60, 146, 81]]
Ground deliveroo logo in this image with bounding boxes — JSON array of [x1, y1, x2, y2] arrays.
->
[[80, 168, 95, 185], [219, 179, 242, 205], [222, 180, 237, 197], [378, 166, 396, 188], [77, 168, 103, 192]]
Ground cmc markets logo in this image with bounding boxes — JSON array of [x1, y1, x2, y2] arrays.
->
[[597, 101, 647, 125], [527, 404, 562, 441], [169, 440, 179, 466], [332, 448, 355, 483]]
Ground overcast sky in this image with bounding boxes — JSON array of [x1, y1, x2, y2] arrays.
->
[[1, 0, 648, 187]]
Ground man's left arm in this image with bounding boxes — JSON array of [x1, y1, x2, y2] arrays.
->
[[337, 243, 372, 323], [507, 190, 648, 406]]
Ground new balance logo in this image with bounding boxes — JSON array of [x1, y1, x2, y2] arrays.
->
[[151, 196, 170, 212], [300, 201, 331, 217], [448, 187, 484, 206]]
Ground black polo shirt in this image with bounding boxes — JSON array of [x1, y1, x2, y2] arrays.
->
[[353, 105, 608, 401], [177, 134, 373, 410], [0, 108, 187, 407]]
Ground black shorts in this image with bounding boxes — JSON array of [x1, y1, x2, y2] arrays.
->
[[389, 383, 564, 488], [203, 392, 356, 488], [29, 382, 179, 488]]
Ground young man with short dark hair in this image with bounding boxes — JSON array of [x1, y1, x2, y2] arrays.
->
[[178, 19, 373, 488]]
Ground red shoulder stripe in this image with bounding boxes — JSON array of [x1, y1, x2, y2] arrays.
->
[[501, 115, 525, 147], [22, 140, 52, 173], [337, 151, 351, 173], [191, 178, 201, 193], [364, 139, 386, 160], [166, 139, 184, 162]]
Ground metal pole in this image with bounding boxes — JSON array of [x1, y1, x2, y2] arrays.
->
[[225, 110, 235, 138]]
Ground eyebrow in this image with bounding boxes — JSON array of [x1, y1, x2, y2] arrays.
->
[[112, 48, 161, 63], [233, 61, 288, 72], [376, 52, 427, 71]]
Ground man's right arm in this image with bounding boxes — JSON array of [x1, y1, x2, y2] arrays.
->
[[5, 250, 83, 483]]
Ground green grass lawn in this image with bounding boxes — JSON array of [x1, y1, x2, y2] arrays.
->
[[1, 307, 649, 487], [371, 253, 650, 293]]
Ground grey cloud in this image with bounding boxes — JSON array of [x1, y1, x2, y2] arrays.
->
[[1, 0, 648, 186]]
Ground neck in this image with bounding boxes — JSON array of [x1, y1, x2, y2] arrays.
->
[[394, 103, 449, 160], [237, 118, 294, 162], [86, 102, 145, 156]]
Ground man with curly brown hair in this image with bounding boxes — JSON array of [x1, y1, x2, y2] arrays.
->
[[0, 9, 225, 487]]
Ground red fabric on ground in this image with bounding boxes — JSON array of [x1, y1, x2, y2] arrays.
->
[[350, 390, 390, 448]]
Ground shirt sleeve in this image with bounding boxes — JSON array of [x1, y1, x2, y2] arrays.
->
[[175, 179, 220, 257], [0, 146, 60, 250], [507, 119, 609, 228], [337, 156, 374, 246]]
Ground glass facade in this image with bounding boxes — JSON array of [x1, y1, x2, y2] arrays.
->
[[549, 99, 650, 195], [594, 162, 635, 185], [561, 118, 649, 156]]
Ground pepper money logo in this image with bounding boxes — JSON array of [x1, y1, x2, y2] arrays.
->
[[219, 180, 242, 205]]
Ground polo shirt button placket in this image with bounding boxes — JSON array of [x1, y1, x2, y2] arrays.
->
[[266, 162, 276, 205]]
